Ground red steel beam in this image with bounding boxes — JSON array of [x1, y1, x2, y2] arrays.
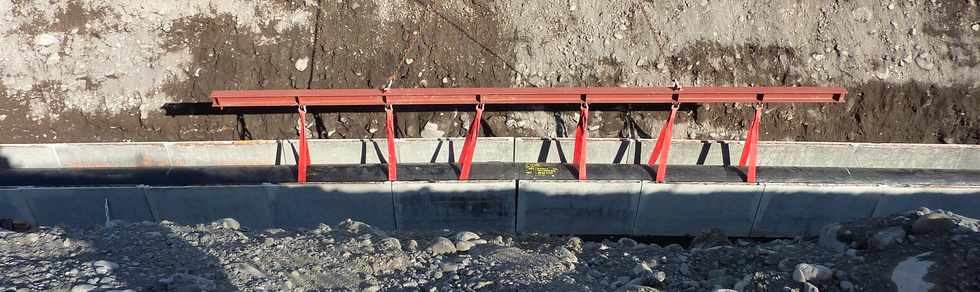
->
[[211, 87, 846, 107]]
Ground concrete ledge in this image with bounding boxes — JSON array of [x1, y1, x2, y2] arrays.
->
[[636, 140, 980, 169], [395, 138, 514, 163], [517, 180, 641, 234], [0, 144, 61, 168], [144, 185, 275, 229], [1, 139, 977, 170], [15, 187, 153, 226], [167, 141, 283, 166], [515, 138, 634, 164], [635, 183, 762, 236], [272, 182, 395, 230], [393, 181, 516, 232], [53, 143, 170, 168], [751, 184, 882, 237], [873, 187, 980, 219]]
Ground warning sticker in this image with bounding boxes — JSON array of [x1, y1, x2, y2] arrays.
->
[[524, 163, 559, 177]]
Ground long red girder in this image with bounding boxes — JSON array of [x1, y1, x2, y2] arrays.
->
[[214, 86, 846, 184], [211, 87, 846, 107]]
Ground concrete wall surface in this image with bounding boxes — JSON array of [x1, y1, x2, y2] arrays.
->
[[1, 182, 979, 237], [2, 139, 976, 169]]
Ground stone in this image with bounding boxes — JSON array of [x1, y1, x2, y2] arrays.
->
[[455, 240, 476, 252], [105, 220, 127, 229], [555, 247, 578, 263], [803, 282, 820, 292], [972, 23, 980, 32], [428, 237, 457, 256], [734, 274, 753, 291], [440, 262, 459, 273], [712, 290, 738, 292], [92, 260, 119, 275], [406, 239, 419, 251], [34, 34, 60, 47], [840, 280, 854, 291], [891, 253, 935, 292], [632, 262, 653, 275], [618, 237, 638, 248], [793, 263, 833, 283], [453, 231, 480, 242], [379, 237, 402, 251], [818, 224, 848, 251], [362, 285, 381, 292], [869, 226, 906, 250], [231, 263, 265, 278], [620, 284, 658, 292], [160, 273, 217, 291], [911, 213, 956, 234], [679, 263, 691, 276], [70, 284, 97, 292], [914, 53, 935, 70], [218, 218, 241, 230], [420, 122, 446, 138], [691, 228, 732, 249], [565, 237, 583, 252], [338, 219, 387, 237], [294, 57, 310, 71]]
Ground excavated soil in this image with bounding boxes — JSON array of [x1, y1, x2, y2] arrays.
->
[[0, 0, 978, 144]]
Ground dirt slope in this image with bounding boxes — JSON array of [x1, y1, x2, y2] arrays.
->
[[0, 0, 977, 144]]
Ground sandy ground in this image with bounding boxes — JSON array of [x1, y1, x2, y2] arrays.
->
[[1, 208, 979, 292], [0, 0, 977, 144]]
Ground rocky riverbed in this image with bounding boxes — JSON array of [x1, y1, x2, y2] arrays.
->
[[2, 208, 979, 291]]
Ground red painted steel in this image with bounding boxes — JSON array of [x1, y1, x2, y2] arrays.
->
[[211, 87, 846, 107], [211, 86, 843, 183], [648, 105, 679, 183], [739, 107, 763, 183], [572, 104, 589, 180], [385, 105, 398, 181], [458, 104, 485, 180], [297, 107, 311, 183]]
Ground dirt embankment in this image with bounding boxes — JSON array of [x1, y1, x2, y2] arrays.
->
[[0, 0, 977, 144]]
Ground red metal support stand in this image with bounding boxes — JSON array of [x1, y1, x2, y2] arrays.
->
[[739, 106, 763, 183], [384, 104, 398, 181], [297, 106, 311, 183], [572, 103, 589, 180], [458, 103, 485, 180], [647, 104, 679, 183]]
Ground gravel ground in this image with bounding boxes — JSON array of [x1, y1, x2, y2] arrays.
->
[[2, 208, 979, 292]]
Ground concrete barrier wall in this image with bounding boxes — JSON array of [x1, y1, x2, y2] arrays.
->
[[4, 139, 975, 169], [1, 182, 979, 237], [635, 140, 980, 169], [517, 180, 642, 234], [393, 181, 516, 232]]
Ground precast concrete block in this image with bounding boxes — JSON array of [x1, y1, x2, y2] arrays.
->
[[393, 181, 516, 232], [15, 187, 152, 227], [395, 137, 514, 163], [144, 185, 274, 229], [873, 187, 980, 218], [0, 188, 35, 222], [751, 184, 883, 237], [0, 144, 61, 168], [517, 180, 641, 234], [285, 139, 391, 165], [166, 141, 282, 166], [634, 183, 763, 236], [634, 140, 738, 166], [53, 143, 170, 168], [272, 182, 395, 230], [515, 138, 633, 164]]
